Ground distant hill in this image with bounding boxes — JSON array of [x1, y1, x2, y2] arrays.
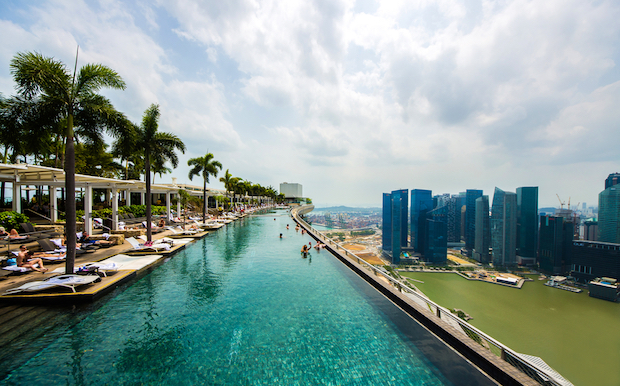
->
[[313, 206, 380, 213]]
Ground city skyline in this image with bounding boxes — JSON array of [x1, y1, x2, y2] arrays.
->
[[1, 1, 619, 208]]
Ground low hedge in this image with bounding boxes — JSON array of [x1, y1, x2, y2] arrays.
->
[[0, 211, 30, 231]]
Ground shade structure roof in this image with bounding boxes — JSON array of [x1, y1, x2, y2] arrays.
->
[[0, 163, 225, 196]]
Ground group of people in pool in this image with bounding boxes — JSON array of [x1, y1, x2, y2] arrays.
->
[[276, 220, 325, 257]]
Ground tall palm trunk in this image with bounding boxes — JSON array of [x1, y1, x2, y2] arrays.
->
[[65, 113, 77, 274], [145, 154, 152, 242], [203, 177, 207, 222]]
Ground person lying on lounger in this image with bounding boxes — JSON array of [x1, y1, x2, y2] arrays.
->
[[79, 232, 114, 247], [9, 229, 29, 240], [17, 245, 48, 272]]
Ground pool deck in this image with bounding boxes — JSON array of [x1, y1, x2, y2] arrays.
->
[[0, 227, 212, 304]]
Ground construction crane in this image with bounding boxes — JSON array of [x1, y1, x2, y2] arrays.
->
[[556, 194, 565, 210]]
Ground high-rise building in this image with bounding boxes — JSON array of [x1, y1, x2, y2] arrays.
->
[[598, 184, 620, 244], [411, 189, 433, 253], [571, 240, 620, 283], [390, 189, 408, 264], [382, 189, 408, 264], [516, 187, 538, 265], [424, 218, 447, 264], [539, 215, 573, 274], [382, 193, 392, 253], [491, 187, 517, 266], [465, 189, 483, 254], [604, 172, 620, 189], [473, 195, 491, 263]]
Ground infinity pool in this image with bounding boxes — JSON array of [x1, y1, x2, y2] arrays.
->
[[1, 212, 494, 385]]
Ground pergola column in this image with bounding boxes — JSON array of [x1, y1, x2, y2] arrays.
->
[[177, 193, 181, 219], [126, 189, 132, 206], [12, 181, 20, 213], [50, 187, 57, 222], [166, 192, 171, 221], [84, 185, 93, 235], [111, 188, 119, 230], [141, 192, 145, 205]]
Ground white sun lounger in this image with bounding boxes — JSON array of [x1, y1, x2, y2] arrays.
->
[[166, 226, 199, 235], [3, 274, 100, 295], [125, 237, 171, 252]]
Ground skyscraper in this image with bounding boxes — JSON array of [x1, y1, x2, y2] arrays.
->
[[473, 195, 491, 263], [424, 218, 447, 264], [465, 189, 483, 254], [598, 185, 620, 243], [539, 215, 573, 274], [491, 187, 517, 266], [516, 187, 538, 264], [411, 189, 433, 253], [382, 193, 392, 253], [604, 172, 620, 189], [390, 189, 408, 264]]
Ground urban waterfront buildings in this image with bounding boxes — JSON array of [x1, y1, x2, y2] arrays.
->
[[411, 189, 433, 254], [465, 189, 483, 255], [516, 187, 539, 265], [598, 182, 620, 243], [491, 188, 517, 267], [381, 189, 408, 264], [473, 195, 491, 263], [382, 193, 392, 255], [571, 240, 620, 283], [539, 215, 573, 274]]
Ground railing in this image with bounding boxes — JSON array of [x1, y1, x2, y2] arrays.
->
[[291, 206, 570, 386]]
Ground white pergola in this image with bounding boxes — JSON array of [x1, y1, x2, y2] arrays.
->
[[0, 163, 225, 235]]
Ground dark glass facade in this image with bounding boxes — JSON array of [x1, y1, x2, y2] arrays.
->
[[516, 187, 538, 259], [390, 189, 408, 264], [382, 193, 392, 253], [604, 172, 620, 189], [424, 218, 447, 264], [598, 185, 620, 244], [411, 189, 433, 253], [570, 241, 620, 282], [473, 195, 491, 263], [491, 187, 517, 266], [538, 215, 573, 274], [465, 189, 483, 253]]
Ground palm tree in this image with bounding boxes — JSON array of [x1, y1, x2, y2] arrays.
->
[[10, 51, 126, 273], [219, 169, 233, 209], [135, 104, 185, 241], [188, 153, 222, 223]]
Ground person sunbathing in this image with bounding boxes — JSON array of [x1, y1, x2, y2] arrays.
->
[[17, 245, 48, 272], [79, 232, 114, 247], [0, 227, 8, 237], [32, 251, 67, 259], [9, 229, 28, 240]]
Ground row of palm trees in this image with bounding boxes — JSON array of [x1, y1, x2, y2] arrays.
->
[[0, 50, 281, 273]]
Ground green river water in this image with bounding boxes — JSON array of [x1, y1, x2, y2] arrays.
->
[[399, 272, 620, 386]]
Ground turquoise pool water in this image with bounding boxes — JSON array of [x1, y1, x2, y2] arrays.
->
[[1, 213, 494, 385]]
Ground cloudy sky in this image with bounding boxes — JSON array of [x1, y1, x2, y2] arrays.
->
[[1, 0, 619, 208]]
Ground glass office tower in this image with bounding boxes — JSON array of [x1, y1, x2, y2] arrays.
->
[[411, 189, 433, 254], [465, 189, 483, 254], [539, 215, 573, 274], [516, 187, 539, 262], [491, 187, 517, 266], [390, 189, 408, 264], [426, 208, 448, 263], [382, 193, 392, 254], [599, 185, 620, 244], [473, 195, 491, 263]]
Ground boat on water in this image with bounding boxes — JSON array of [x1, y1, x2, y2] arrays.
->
[[544, 276, 582, 293]]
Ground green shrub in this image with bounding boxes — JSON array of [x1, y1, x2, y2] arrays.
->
[[0, 211, 30, 231]]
